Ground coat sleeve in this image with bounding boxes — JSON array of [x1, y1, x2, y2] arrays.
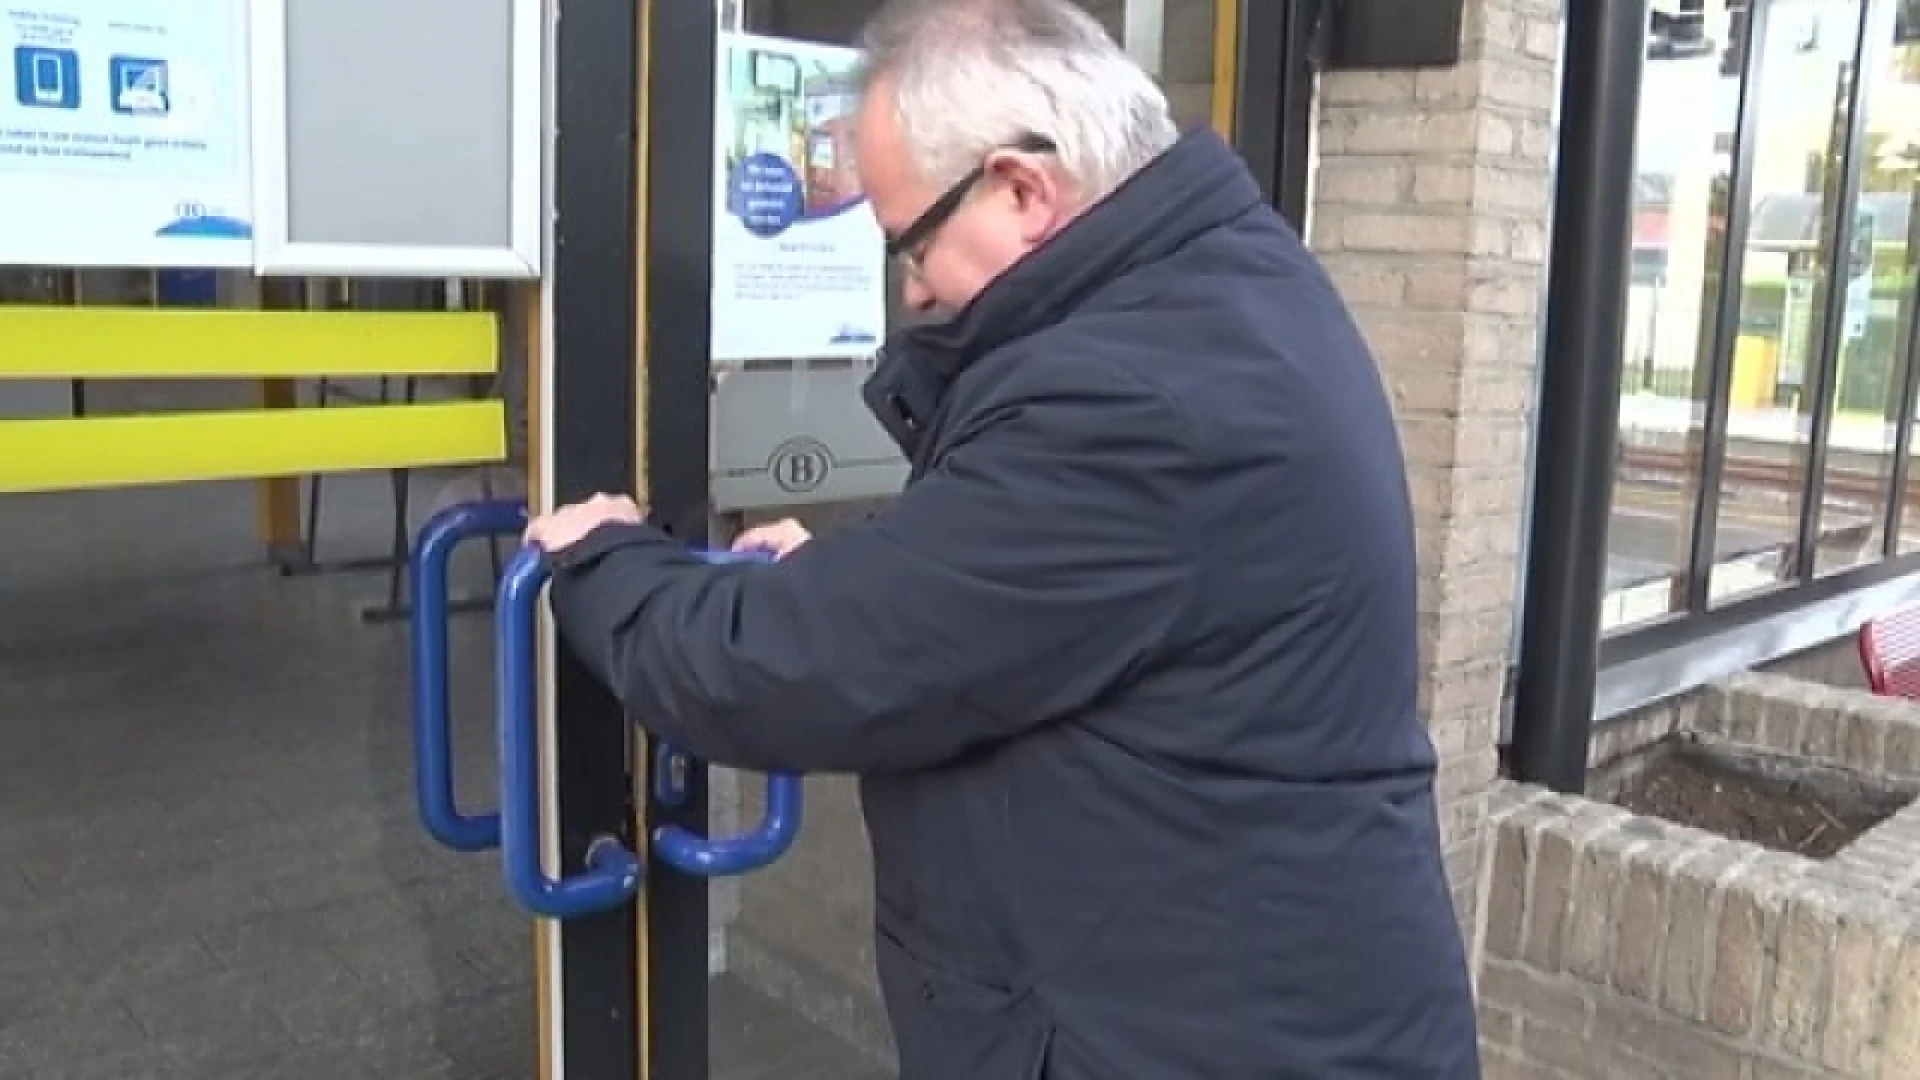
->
[[545, 371, 1194, 775]]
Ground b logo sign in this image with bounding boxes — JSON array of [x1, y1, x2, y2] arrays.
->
[[768, 438, 832, 494]]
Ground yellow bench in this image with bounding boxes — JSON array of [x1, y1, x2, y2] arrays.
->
[[0, 305, 508, 494]]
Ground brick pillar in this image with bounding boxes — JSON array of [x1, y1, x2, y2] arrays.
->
[[1308, 0, 1562, 950]]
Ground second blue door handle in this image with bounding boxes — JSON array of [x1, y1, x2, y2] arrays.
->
[[652, 740, 804, 877], [411, 499, 525, 853], [409, 500, 806, 920]]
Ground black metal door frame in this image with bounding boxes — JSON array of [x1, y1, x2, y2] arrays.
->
[[545, 0, 717, 1075], [546, 0, 645, 1076], [635, 0, 722, 1075], [1232, 0, 1323, 230]]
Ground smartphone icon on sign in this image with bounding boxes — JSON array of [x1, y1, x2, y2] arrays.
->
[[31, 53, 63, 103], [13, 47, 78, 109]]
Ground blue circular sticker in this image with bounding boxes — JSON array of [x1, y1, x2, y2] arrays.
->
[[730, 152, 803, 237]]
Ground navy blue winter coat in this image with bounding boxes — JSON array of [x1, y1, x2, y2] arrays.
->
[[547, 128, 1482, 1079]]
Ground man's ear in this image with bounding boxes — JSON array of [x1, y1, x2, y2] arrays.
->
[[986, 154, 1040, 204], [992, 154, 1064, 229]]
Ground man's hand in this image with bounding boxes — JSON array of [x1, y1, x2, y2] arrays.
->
[[731, 517, 812, 560], [525, 493, 644, 553]]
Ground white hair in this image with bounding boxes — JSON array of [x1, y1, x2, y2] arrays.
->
[[856, 0, 1179, 204]]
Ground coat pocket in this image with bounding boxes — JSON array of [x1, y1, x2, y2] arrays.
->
[[875, 928, 1054, 1080]]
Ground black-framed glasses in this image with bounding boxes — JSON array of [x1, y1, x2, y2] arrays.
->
[[883, 132, 1057, 274]]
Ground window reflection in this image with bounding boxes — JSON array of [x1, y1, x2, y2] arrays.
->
[[1819, 0, 1920, 567], [1887, 3, 1920, 552], [742, 0, 1223, 339], [1603, 1, 1747, 631], [746, 0, 1221, 130], [1604, 0, 1920, 637], [1076, 0, 1222, 131], [1708, 0, 1864, 604]]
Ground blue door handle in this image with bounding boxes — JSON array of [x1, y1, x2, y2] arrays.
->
[[410, 498, 528, 852], [652, 754, 805, 876], [645, 549, 805, 877], [498, 547, 644, 919]]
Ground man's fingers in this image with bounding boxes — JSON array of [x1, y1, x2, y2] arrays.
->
[[731, 519, 810, 557], [520, 496, 641, 554], [743, 523, 798, 549], [730, 526, 778, 553]]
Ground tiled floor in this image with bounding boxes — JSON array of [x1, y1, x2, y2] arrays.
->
[[0, 455, 884, 1078]]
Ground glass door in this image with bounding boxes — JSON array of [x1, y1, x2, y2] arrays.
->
[[647, 2, 1249, 1077], [466, 1, 1295, 1076]]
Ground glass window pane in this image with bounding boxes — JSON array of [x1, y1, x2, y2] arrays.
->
[[1709, 0, 1864, 606], [1889, 9, 1920, 552], [739, 0, 1222, 348], [708, 3, 1234, 1070], [1817, 0, 1920, 568], [1077, 0, 1222, 131], [748, 0, 1221, 129], [1604, 2, 1747, 632]]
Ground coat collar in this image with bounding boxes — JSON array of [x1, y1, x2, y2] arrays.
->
[[861, 127, 1266, 458]]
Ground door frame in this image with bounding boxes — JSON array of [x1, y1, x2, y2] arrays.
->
[[537, 0, 653, 1074], [633, 0, 724, 1074], [1221, 0, 1325, 231], [540, 0, 718, 1075]]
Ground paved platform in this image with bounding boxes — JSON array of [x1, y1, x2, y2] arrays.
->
[[0, 440, 885, 1077]]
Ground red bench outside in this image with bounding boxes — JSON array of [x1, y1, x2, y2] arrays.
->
[[1860, 606, 1920, 699]]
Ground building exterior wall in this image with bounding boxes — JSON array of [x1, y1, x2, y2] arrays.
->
[[1763, 633, 1875, 690]]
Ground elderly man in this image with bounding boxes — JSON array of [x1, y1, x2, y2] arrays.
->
[[526, 0, 1482, 1075]]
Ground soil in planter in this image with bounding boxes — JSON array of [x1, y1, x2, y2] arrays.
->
[[1612, 743, 1907, 859]]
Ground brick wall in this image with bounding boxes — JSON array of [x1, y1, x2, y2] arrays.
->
[[1763, 635, 1873, 692], [1480, 672, 1920, 1078], [1311, 0, 1561, 938]]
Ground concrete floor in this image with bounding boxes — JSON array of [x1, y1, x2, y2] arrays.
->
[[0, 451, 884, 1078]]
